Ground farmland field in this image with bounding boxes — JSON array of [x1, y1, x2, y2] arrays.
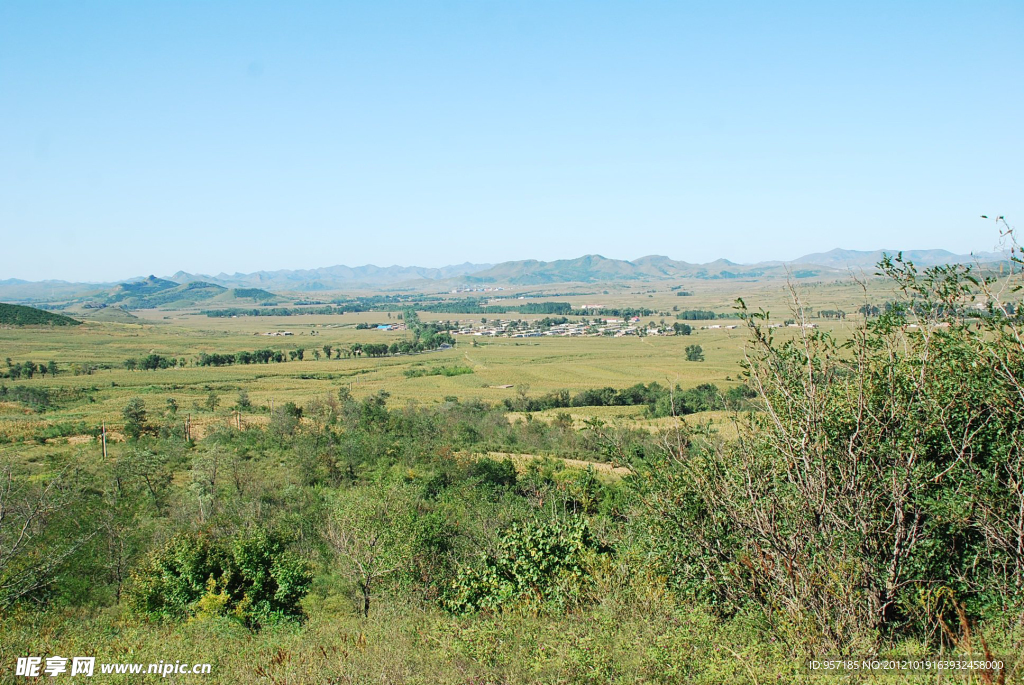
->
[[0, 276, 875, 444]]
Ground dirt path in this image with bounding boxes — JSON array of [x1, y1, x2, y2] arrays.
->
[[463, 351, 487, 370]]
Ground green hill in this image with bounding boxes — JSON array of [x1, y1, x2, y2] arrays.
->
[[209, 287, 281, 304], [140, 281, 228, 308], [463, 254, 816, 284], [101, 278, 287, 309], [100, 279, 236, 309], [106, 275, 180, 304], [0, 303, 81, 326]]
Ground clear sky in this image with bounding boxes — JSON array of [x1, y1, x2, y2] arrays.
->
[[1, 1, 1021, 282]]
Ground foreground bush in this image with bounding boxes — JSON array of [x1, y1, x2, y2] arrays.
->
[[634, 255, 1024, 648], [128, 529, 311, 628], [445, 517, 609, 614]]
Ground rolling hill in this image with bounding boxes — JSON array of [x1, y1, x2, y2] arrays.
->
[[170, 262, 494, 290], [463, 254, 828, 284], [106, 275, 181, 303], [0, 303, 81, 326], [791, 248, 1002, 269], [90, 278, 287, 309]]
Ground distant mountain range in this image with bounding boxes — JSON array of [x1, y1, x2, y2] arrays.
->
[[789, 248, 1000, 269], [0, 248, 1003, 303], [460, 249, 1002, 285], [168, 262, 494, 291]]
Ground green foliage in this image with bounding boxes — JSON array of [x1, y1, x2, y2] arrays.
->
[[0, 462, 90, 609], [204, 392, 220, 412], [122, 398, 149, 439], [128, 529, 311, 628], [633, 253, 1024, 648], [235, 389, 251, 410], [323, 484, 415, 617], [684, 344, 704, 361], [672, 322, 692, 335], [469, 457, 517, 488], [403, 365, 474, 378], [503, 380, 748, 417], [232, 288, 276, 301], [32, 421, 100, 444], [139, 354, 175, 370], [197, 349, 287, 367], [444, 517, 607, 614], [675, 309, 722, 320], [0, 383, 52, 410]]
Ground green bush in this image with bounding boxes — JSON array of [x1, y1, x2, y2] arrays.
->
[[633, 255, 1024, 648], [403, 365, 474, 378], [470, 457, 517, 489], [444, 517, 608, 614], [129, 529, 311, 628]]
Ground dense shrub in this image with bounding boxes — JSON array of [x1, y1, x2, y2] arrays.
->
[[505, 381, 753, 417], [633, 255, 1024, 648], [129, 529, 311, 628], [470, 457, 517, 489], [444, 517, 608, 614]]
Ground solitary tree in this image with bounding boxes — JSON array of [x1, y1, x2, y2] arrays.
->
[[0, 461, 90, 609], [122, 398, 149, 440], [685, 345, 705, 362], [235, 389, 251, 411], [204, 392, 220, 413], [323, 485, 412, 617]]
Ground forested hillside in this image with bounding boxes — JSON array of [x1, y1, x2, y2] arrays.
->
[[0, 303, 80, 326]]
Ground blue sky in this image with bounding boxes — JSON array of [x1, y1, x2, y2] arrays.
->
[[1, 1, 1021, 281]]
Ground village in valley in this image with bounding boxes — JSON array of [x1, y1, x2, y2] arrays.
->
[[364, 316, 819, 339]]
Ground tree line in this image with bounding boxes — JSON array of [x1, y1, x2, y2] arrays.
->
[[503, 381, 754, 417], [2, 359, 58, 379]]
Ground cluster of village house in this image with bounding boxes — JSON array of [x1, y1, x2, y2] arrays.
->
[[449, 317, 667, 338], [701, 323, 820, 330], [260, 319, 823, 340], [449, 287, 509, 293]]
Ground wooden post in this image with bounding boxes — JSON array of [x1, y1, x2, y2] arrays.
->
[[101, 421, 107, 459]]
